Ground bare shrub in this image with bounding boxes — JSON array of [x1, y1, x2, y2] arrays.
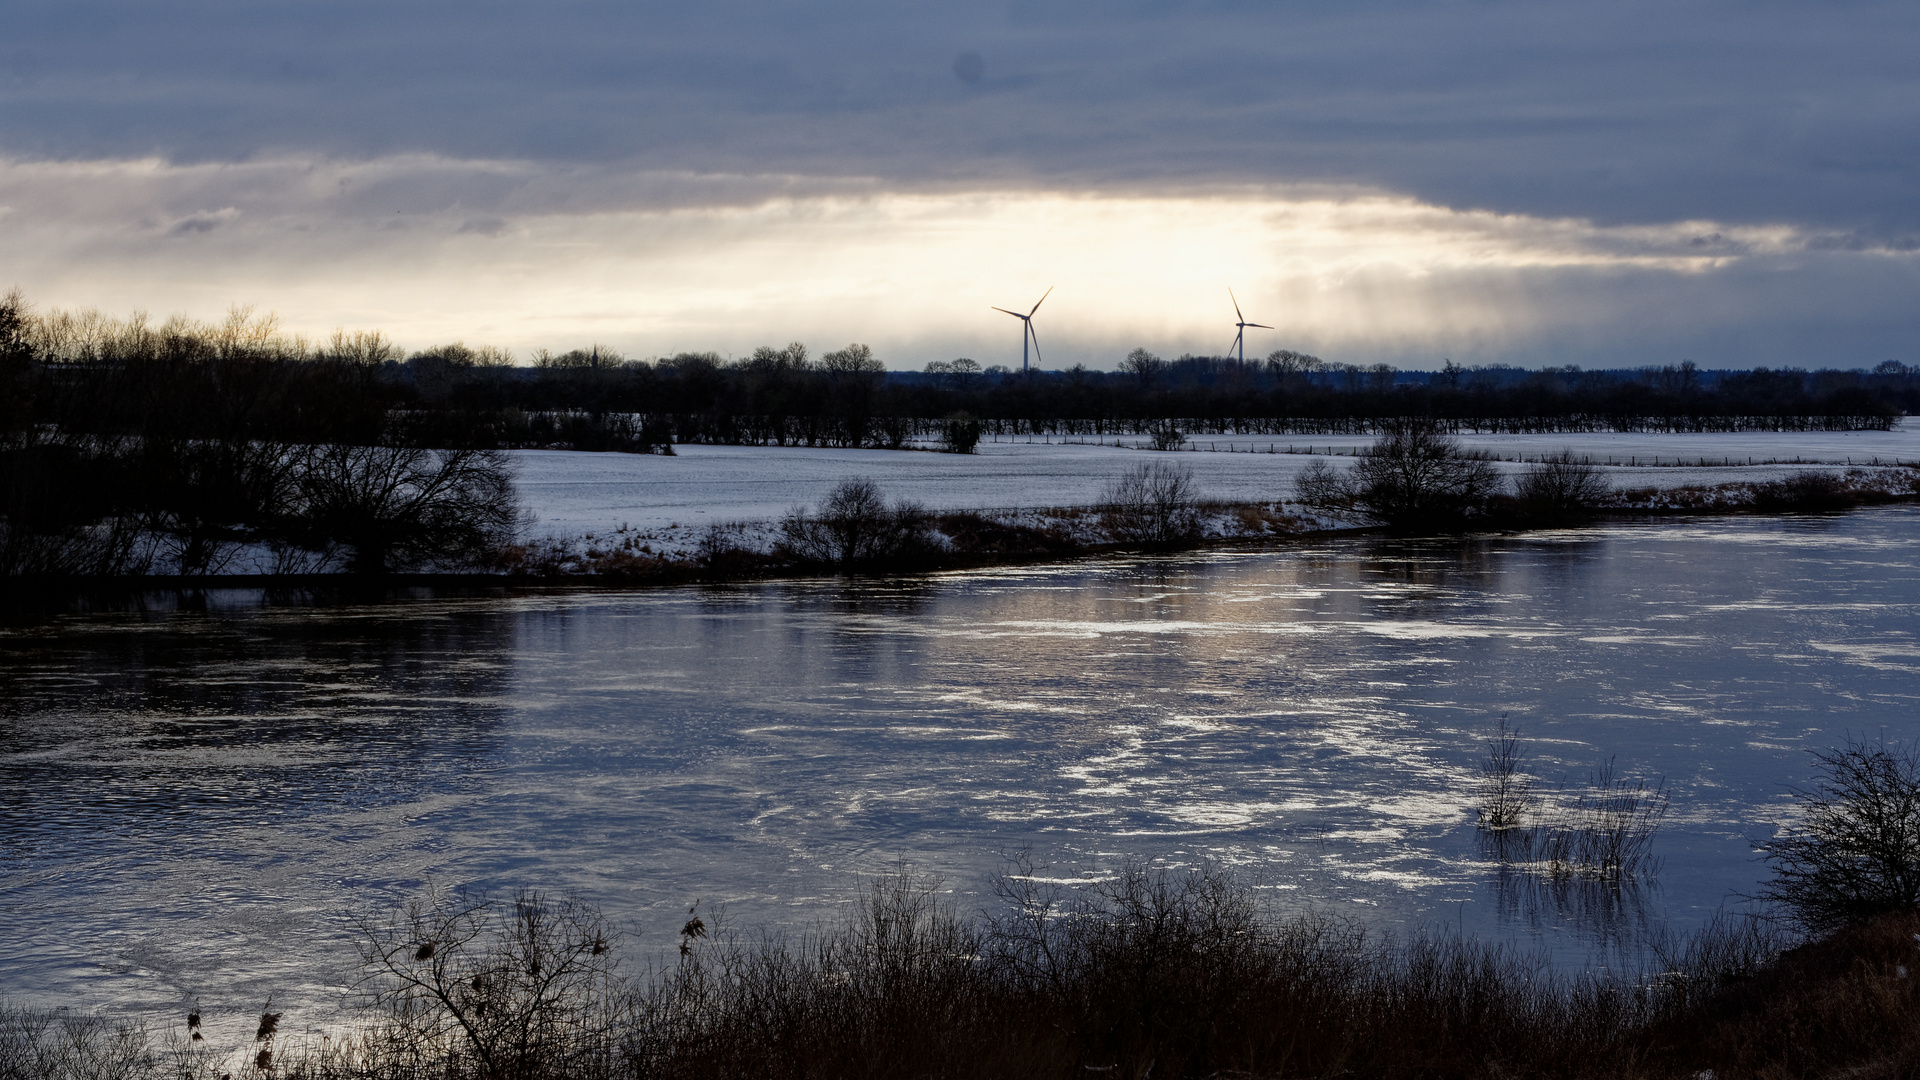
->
[[1647, 910, 1792, 1014], [1479, 741, 1670, 883], [1762, 737, 1920, 932], [778, 478, 935, 565], [1647, 909, 1920, 1078], [0, 435, 151, 578], [1751, 470, 1855, 512], [934, 511, 1082, 558], [1099, 462, 1202, 546], [352, 887, 627, 1078], [1292, 419, 1502, 529], [1515, 452, 1611, 520], [694, 522, 760, 576], [1477, 716, 1534, 831], [0, 1002, 156, 1080], [634, 869, 992, 1078], [1145, 420, 1185, 451]]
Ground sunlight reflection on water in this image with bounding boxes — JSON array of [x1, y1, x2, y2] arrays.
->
[[3, 507, 1920, 1021]]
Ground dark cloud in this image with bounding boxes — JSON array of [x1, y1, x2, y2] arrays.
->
[[3, 0, 1916, 232]]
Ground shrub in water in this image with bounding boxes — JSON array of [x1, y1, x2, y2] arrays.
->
[[1477, 716, 1534, 831]]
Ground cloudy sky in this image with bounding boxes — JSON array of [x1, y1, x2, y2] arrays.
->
[[4, 1, 1916, 369]]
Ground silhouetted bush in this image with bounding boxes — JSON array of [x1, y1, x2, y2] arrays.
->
[[1529, 761, 1670, 881], [287, 446, 520, 574], [1294, 419, 1502, 529], [1646, 909, 1920, 1077], [1515, 452, 1612, 521], [1762, 737, 1920, 932], [1751, 470, 1855, 512], [940, 411, 982, 454], [351, 887, 628, 1078], [1099, 462, 1203, 546], [778, 479, 936, 565], [935, 512, 1082, 558], [0, 435, 150, 578], [0, 1001, 157, 1079], [1477, 716, 1534, 830], [1475, 726, 1669, 884], [1146, 420, 1185, 451], [694, 522, 768, 578]]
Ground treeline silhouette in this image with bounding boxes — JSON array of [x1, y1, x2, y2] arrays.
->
[[8, 296, 1913, 452], [360, 346, 1913, 444], [0, 297, 518, 577], [3, 293, 1915, 576]]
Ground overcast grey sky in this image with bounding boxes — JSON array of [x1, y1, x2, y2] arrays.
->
[[4, 0, 1916, 367]]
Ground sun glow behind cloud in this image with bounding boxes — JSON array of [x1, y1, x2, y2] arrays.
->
[[0, 155, 1903, 367]]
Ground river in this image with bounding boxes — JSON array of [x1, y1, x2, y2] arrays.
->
[[4, 507, 1918, 1028]]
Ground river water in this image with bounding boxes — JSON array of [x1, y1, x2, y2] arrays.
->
[[4, 508, 1919, 1026]]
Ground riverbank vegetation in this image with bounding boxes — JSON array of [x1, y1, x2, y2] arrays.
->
[[5, 291, 1918, 584], [8, 739, 1920, 1078], [3, 878, 1915, 1079]]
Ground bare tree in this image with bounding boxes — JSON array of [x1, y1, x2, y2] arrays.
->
[[1122, 347, 1163, 388], [820, 343, 884, 376], [288, 445, 519, 573], [1264, 349, 1322, 378]]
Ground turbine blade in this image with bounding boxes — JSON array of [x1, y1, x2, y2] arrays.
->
[[1229, 287, 1244, 322], [1028, 285, 1054, 317], [1028, 323, 1043, 366], [991, 307, 1026, 319], [1248, 323, 1273, 329]]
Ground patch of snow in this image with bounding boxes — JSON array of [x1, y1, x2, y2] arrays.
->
[[514, 430, 1919, 550]]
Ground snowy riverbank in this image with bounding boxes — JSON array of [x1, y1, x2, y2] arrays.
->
[[514, 428, 1920, 556]]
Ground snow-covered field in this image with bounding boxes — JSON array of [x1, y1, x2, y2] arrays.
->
[[514, 426, 1920, 546]]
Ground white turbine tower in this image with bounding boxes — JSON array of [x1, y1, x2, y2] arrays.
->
[[992, 287, 1053, 373], [1226, 288, 1272, 362]]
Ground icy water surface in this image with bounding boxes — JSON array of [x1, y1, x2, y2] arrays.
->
[[4, 508, 1920, 1023]]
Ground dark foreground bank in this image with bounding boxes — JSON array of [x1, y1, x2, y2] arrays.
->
[[6, 866, 1918, 1080]]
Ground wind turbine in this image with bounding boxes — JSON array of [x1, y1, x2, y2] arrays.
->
[[1226, 288, 1272, 362], [992, 287, 1052, 373]]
